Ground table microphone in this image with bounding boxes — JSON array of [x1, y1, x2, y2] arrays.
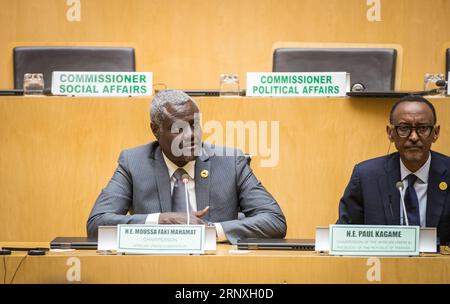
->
[[436, 79, 446, 88], [351, 82, 366, 92], [181, 173, 190, 225], [395, 181, 409, 226]]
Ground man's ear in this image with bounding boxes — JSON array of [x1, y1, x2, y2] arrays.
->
[[151, 122, 160, 140], [386, 125, 394, 142], [432, 125, 440, 143]]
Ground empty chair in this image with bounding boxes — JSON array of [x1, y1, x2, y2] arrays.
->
[[272, 48, 397, 91], [14, 46, 135, 90]]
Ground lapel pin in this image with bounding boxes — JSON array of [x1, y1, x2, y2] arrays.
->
[[200, 170, 209, 179], [439, 182, 448, 191]]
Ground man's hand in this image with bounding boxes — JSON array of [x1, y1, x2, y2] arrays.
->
[[159, 207, 209, 224]]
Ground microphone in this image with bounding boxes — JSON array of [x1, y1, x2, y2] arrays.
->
[[395, 181, 409, 226], [436, 79, 447, 95], [351, 82, 366, 92], [181, 173, 190, 225], [436, 79, 446, 87]]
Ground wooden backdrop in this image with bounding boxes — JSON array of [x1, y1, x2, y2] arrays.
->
[[1, 0, 450, 241], [1, 0, 450, 90], [0, 96, 449, 241]]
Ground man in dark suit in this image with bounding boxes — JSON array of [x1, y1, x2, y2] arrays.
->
[[87, 90, 286, 243], [337, 95, 450, 245]]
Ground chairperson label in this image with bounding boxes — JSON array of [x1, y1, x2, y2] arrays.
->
[[246, 72, 349, 97], [117, 224, 205, 254], [51, 71, 152, 96], [329, 225, 420, 256]]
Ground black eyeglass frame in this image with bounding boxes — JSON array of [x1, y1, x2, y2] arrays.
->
[[390, 124, 435, 138]]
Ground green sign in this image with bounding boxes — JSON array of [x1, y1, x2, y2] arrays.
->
[[51, 71, 153, 96], [329, 225, 420, 256], [246, 72, 349, 97]]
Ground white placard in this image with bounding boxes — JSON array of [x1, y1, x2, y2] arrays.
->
[[117, 224, 205, 255], [316, 226, 437, 253], [246, 72, 349, 97], [329, 225, 420, 256], [51, 71, 152, 96], [98, 226, 118, 251], [99, 225, 216, 252]]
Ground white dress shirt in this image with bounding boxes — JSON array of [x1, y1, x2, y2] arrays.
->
[[399, 153, 431, 227], [145, 152, 227, 242]]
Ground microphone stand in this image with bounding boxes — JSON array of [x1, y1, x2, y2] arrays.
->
[[396, 182, 409, 226], [182, 176, 190, 225]]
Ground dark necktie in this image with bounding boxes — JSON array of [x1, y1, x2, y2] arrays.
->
[[404, 174, 420, 226], [172, 168, 191, 212]]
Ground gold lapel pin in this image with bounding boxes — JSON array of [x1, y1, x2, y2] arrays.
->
[[439, 182, 448, 191], [200, 170, 209, 179]]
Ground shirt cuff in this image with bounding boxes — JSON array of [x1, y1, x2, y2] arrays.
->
[[214, 223, 228, 243], [145, 213, 160, 224]]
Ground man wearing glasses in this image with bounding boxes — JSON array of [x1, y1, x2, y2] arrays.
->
[[337, 95, 450, 245]]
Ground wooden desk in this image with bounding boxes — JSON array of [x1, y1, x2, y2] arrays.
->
[[1, 242, 449, 284]]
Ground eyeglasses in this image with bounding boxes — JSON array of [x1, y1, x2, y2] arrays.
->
[[392, 125, 435, 138]]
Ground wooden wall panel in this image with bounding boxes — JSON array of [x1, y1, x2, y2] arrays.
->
[[1, 0, 450, 241], [0, 0, 450, 90], [0, 96, 449, 241]]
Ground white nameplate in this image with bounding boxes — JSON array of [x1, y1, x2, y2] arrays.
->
[[329, 225, 420, 256], [99, 225, 217, 252], [246, 72, 349, 97], [316, 226, 437, 253], [51, 71, 152, 96], [98, 226, 118, 251], [448, 72, 450, 95], [117, 224, 205, 254]]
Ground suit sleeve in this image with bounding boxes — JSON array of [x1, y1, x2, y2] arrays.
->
[[337, 164, 365, 224], [86, 151, 147, 237], [220, 154, 287, 244]]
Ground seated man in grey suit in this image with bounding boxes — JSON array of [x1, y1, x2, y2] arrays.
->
[[337, 95, 450, 245], [87, 89, 286, 243]]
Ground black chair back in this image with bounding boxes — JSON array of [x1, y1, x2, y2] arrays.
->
[[14, 47, 135, 90], [272, 48, 397, 91]]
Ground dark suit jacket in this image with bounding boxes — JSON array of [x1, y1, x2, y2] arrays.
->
[[337, 151, 450, 244], [87, 141, 287, 243]]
